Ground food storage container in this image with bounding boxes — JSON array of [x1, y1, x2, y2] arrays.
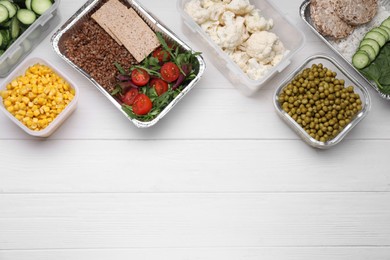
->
[[273, 54, 371, 149], [0, 57, 79, 137], [177, 0, 305, 96], [300, 0, 390, 100], [0, 0, 60, 77], [51, 0, 205, 128]]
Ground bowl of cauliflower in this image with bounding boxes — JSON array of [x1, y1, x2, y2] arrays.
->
[[177, 0, 305, 95]]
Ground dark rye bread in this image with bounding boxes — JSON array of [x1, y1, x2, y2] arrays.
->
[[333, 0, 378, 26], [310, 0, 354, 39]]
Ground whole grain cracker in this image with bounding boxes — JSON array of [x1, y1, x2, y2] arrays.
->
[[109, 7, 160, 62], [91, 0, 160, 63], [91, 0, 123, 45]]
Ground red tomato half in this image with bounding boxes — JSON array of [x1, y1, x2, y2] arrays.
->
[[160, 62, 180, 83], [121, 88, 139, 105], [150, 79, 168, 96], [152, 47, 171, 63], [132, 94, 153, 115], [131, 68, 150, 86]]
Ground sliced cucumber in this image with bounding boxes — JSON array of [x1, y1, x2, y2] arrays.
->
[[10, 16, 20, 39], [379, 25, 390, 38], [359, 38, 380, 55], [0, 29, 9, 48], [371, 27, 389, 41], [359, 45, 376, 62], [364, 31, 387, 47], [0, 49, 4, 55], [16, 8, 36, 25], [352, 50, 371, 69], [0, 4, 8, 23], [25, 0, 31, 10], [381, 18, 390, 29], [0, 1, 17, 18], [31, 0, 52, 15]]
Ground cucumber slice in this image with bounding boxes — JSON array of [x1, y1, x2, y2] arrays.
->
[[25, 0, 31, 10], [379, 25, 390, 38], [381, 18, 390, 29], [0, 1, 16, 18], [16, 8, 35, 25], [31, 0, 52, 15], [10, 16, 19, 39], [0, 29, 9, 48], [0, 49, 4, 55], [364, 31, 387, 47], [371, 27, 389, 41], [359, 38, 380, 55], [359, 45, 376, 61], [0, 4, 8, 23], [0, 18, 11, 27], [352, 50, 371, 69]]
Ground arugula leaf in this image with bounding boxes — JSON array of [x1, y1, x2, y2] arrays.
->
[[114, 62, 126, 75]]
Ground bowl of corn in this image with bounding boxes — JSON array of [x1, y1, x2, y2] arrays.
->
[[0, 57, 78, 137]]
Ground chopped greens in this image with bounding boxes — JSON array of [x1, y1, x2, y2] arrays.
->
[[112, 32, 201, 122]]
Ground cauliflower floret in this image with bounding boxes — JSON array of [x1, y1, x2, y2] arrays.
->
[[228, 50, 250, 70], [226, 0, 254, 15], [246, 31, 284, 64], [185, 0, 210, 24], [244, 58, 270, 80], [201, 0, 231, 8], [245, 9, 273, 33], [201, 20, 221, 45], [217, 14, 246, 49], [208, 2, 225, 21]]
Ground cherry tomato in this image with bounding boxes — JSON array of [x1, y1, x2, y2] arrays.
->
[[132, 93, 153, 115], [131, 68, 150, 86], [160, 62, 180, 83], [152, 47, 171, 63], [121, 88, 139, 106], [150, 79, 168, 96]]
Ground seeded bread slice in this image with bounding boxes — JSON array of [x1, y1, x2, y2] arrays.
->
[[333, 0, 378, 26], [310, 0, 354, 39]]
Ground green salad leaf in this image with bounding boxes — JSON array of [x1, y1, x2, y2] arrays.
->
[[360, 43, 390, 95]]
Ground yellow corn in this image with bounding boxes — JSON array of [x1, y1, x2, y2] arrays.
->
[[1, 63, 75, 131]]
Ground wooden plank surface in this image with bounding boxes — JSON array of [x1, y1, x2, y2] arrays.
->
[[1, 0, 390, 259]]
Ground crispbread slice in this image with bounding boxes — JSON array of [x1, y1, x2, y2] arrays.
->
[[108, 7, 160, 62], [91, 0, 123, 45], [91, 0, 160, 62]]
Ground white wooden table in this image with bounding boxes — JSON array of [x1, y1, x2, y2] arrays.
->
[[1, 0, 390, 259]]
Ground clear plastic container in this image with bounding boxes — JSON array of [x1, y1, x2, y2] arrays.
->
[[0, 0, 60, 77], [0, 57, 79, 137], [273, 54, 371, 149], [177, 0, 305, 96]]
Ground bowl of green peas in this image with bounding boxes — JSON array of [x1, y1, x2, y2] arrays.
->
[[273, 54, 371, 149]]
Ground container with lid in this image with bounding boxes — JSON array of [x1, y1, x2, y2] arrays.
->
[[0, 0, 60, 77], [177, 0, 305, 96]]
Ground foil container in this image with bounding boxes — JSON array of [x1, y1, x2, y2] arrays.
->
[[300, 0, 390, 100], [273, 54, 371, 149], [51, 0, 205, 128]]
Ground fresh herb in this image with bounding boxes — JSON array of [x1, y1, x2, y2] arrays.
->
[[360, 43, 390, 95]]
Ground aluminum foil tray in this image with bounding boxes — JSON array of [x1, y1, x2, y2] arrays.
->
[[300, 0, 390, 100], [51, 0, 205, 128]]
